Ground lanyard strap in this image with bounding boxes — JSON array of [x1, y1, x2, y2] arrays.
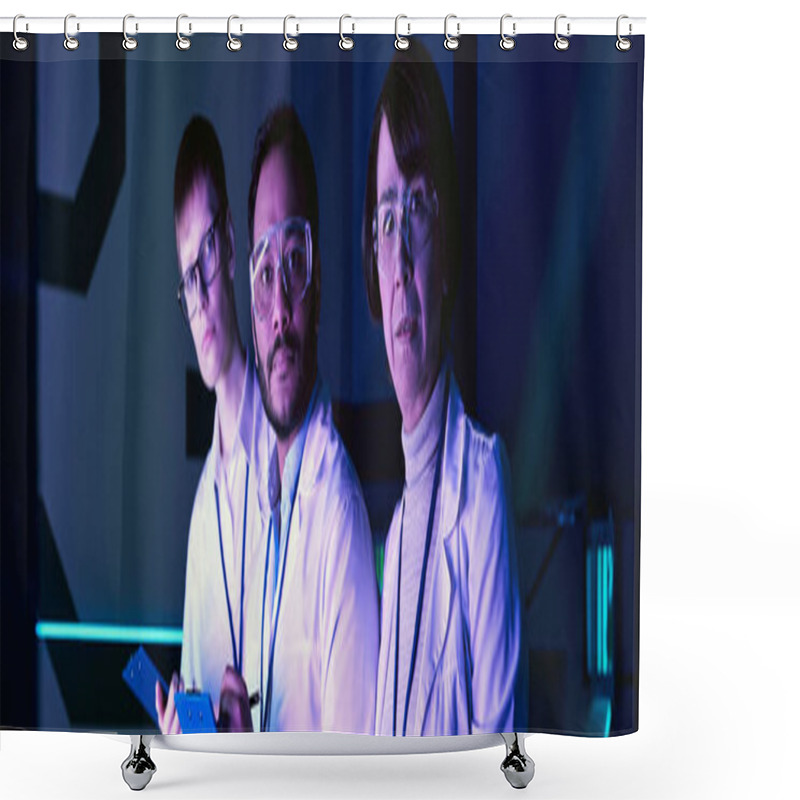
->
[[393, 372, 450, 736], [259, 490, 299, 732], [259, 516, 270, 731], [214, 462, 249, 676], [258, 379, 318, 731]]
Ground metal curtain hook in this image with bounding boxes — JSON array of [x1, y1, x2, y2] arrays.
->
[[283, 15, 298, 51], [64, 13, 79, 50], [122, 14, 138, 51], [13, 14, 29, 51], [227, 15, 242, 51], [444, 14, 460, 51], [339, 14, 354, 50], [395, 15, 410, 51], [616, 14, 632, 51], [554, 14, 570, 51], [176, 14, 191, 50], [500, 14, 515, 51]]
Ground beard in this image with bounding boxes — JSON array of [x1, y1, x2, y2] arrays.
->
[[257, 322, 317, 442]]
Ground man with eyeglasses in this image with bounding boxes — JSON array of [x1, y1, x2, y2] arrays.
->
[[218, 104, 379, 733], [157, 116, 273, 734]]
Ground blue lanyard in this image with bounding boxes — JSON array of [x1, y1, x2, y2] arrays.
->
[[393, 372, 450, 736], [257, 379, 317, 731], [259, 490, 298, 731], [214, 462, 249, 677]]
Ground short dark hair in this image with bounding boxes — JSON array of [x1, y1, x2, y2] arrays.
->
[[361, 43, 461, 341], [173, 115, 229, 223], [247, 104, 319, 256]]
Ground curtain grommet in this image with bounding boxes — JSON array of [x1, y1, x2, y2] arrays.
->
[[554, 14, 570, 51], [395, 15, 410, 51], [176, 14, 191, 50], [64, 13, 79, 51], [616, 15, 632, 51], [283, 15, 299, 51], [444, 14, 460, 51], [13, 14, 29, 51], [122, 14, 138, 51], [500, 14, 516, 51], [339, 14, 354, 51], [227, 15, 242, 52]]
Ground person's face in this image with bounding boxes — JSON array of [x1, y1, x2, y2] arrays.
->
[[251, 145, 318, 440], [375, 114, 444, 430], [175, 174, 236, 391]]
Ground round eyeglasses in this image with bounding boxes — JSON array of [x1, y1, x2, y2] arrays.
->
[[249, 216, 313, 322], [372, 180, 438, 277], [177, 210, 223, 323]]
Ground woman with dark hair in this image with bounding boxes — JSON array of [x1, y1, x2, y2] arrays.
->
[[363, 46, 520, 736]]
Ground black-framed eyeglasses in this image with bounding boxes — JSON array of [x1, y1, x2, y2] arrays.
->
[[177, 209, 223, 323], [249, 216, 313, 323], [372, 178, 438, 277]]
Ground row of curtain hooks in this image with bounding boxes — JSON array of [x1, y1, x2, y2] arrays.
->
[[11, 13, 633, 54]]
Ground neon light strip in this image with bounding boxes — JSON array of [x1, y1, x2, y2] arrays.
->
[[597, 548, 602, 675], [607, 545, 614, 674], [605, 547, 610, 675], [36, 621, 182, 646], [599, 548, 604, 675], [605, 548, 610, 675]]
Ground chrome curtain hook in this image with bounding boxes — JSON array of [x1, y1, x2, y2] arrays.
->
[[444, 14, 460, 51], [283, 15, 298, 51], [339, 15, 354, 51], [227, 15, 242, 51], [616, 14, 632, 51], [122, 14, 138, 51], [499, 14, 515, 51], [64, 13, 79, 51], [176, 14, 191, 50], [554, 14, 570, 51], [395, 15, 410, 51], [13, 14, 29, 51]]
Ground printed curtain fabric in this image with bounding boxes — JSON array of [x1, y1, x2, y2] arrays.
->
[[0, 31, 643, 737]]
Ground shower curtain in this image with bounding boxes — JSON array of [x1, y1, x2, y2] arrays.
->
[[0, 27, 643, 738]]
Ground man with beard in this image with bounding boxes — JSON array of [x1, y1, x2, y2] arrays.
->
[[221, 104, 379, 733]]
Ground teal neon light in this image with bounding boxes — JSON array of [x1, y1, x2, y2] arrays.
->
[[599, 545, 614, 677], [604, 547, 609, 675], [597, 547, 603, 674], [587, 542, 615, 678], [586, 549, 593, 674], [607, 545, 614, 674], [588, 544, 615, 678], [36, 621, 183, 646]]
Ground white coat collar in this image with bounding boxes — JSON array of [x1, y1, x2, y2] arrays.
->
[[379, 370, 468, 734], [410, 371, 467, 729], [440, 370, 467, 538], [210, 348, 256, 487], [297, 374, 331, 496]]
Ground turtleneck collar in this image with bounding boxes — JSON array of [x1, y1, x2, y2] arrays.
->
[[401, 364, 447, 487]]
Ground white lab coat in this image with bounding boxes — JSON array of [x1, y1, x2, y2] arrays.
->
[[180, 350, 273, 731], [376, 374, 521, 736], [259, 383, 380, 734]]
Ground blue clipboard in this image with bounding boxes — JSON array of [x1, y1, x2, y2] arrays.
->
[[175, 691, 217, 733], [122, 645, 169, 727]]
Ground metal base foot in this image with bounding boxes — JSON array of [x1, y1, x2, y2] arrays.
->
[[121, 735, 156, 791], [500, 733, 535, 789]]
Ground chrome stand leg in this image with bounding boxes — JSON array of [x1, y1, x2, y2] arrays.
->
[[500, 732, 535, 789], [121, 735, 157, 791]]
